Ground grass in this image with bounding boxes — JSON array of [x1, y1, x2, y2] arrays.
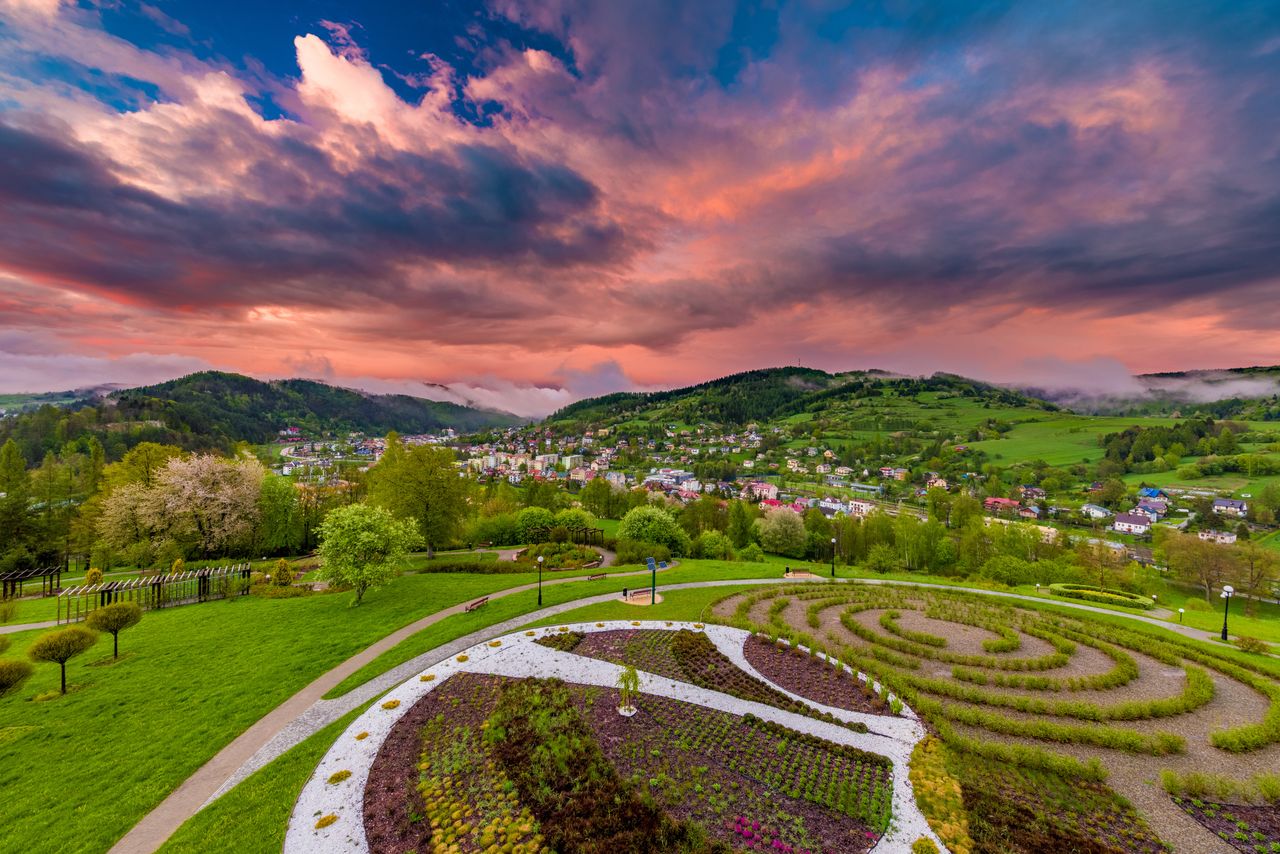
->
[[522, 583, 764, 627], [156, 704, 370, 854], [0, 571, 544, 854]]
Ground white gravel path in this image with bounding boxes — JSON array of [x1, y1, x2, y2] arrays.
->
[[283, 620, 943, 854]]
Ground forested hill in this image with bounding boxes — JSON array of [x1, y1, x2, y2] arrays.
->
[[548, 367, 1055, 428], [0, 371, 518, 463]]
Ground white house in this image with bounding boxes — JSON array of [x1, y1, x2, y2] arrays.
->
[[848, 499, 877, 517], [1213, 498, 1248, 517], [1198, 530, 1238, 545], [1113, 513, 1151, 535], [1080, 503, 1112, 520]]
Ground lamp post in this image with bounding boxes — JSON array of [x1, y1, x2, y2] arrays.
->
[[1178, 607, 1185, 623], [537, 555, 544, 607], [1220, 584, 1234, 641], [830, 537, 837, 578]]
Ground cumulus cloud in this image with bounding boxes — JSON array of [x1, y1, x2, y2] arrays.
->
[[0, 1, 1279, 400]]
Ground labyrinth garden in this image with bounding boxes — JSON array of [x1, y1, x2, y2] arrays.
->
[[710, 584, 1280, 854]]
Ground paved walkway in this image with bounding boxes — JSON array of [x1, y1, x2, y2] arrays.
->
[[0, 619, 56, 635], [107, 555, 648, 854], [109, 573, 1250, 853]]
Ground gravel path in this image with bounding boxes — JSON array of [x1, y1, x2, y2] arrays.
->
[[284, 621, 941, 854]]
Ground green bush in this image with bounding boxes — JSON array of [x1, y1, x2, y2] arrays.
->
[[1048, 583, 1154, 609], [617, 506, 690, 555], [693, 529, 734, 560], [912, 839, 940, 854], [0, 659, 34, 697], [1233, 636, 1270, 654], [614, 540, 671, 566], [86, 602, 143, 658], [519, 542, 599, 569], [738, 542, 765, 562], [28, 625, 98, 694], [516, 506, 555, 543], [272, 559, 294, 587], [84, 568, 103, 585], [466, 512, 521, 546]]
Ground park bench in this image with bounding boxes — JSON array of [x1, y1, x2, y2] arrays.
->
[[586, 573, 606, 581], [464, 596, 489, 612]]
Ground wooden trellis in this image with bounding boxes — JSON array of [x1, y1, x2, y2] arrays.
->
[[56, 564, 251, 625], [0, 566, 62, 600]]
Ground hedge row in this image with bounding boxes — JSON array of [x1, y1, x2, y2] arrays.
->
[[1048, 584, 1154, 610]]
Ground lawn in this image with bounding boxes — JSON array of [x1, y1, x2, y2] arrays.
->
[[968, 415, 1179, 467], [0, 570, 545, 854], [156, 705, 369, 854]]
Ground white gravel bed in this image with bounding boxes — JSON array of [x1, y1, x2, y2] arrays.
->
[[284, 619, 943, 854]]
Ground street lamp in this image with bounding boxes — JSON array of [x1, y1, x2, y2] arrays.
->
[[1178, 608, 1185, 623], [830, 537, 837, 578], [1220, 584, 1234, 641], [537, 555, 544, 607]]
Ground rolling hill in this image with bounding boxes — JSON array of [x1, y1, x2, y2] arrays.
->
[[0, 371, 518, 463]]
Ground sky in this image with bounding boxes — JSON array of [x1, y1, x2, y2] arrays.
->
[[1, 0, 1279, 416]]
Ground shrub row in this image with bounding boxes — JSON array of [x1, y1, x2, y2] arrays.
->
[[1160, 769, 1280, 805], [908, 736, 975, 854], [879, 610, 948, 647], [839, 607, 1071, 672], [1048, 584, 1154, 610]]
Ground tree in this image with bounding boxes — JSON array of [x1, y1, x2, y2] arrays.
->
[[0, 658, 34, 698], [579, 478, 616, 518], [367, 437, 469, 554], [865, 542, 900, 573], [1235, 541, 1278, 616], [516, 506, 555, 542], [317, 503, 419, 604], [756, 509, 806, 558], [1162, 531, 1237, 603], [0, 439, 32, 563], [272, 557, 294, 587], [151, 454, 265, 556], [29, 625, 97, 694], [727, 500, 755, 548], [617, 506, 691, 555], [86, 602, 143, 659], [255, 474, 302, 555]]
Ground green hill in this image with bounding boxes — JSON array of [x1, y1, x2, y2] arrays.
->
[[0, 371, 518, 463], [548, 367, 1057, 432]]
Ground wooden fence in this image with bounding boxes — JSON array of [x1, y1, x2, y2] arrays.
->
[[0, 566, 62, 599], [57, 564, 251, 625]]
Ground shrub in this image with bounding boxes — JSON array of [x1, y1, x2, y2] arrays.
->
[[467, 512, 521, 546], [84, 568, 103, 585], [614, 539, 671, 566], [272, 558, 294, 587], [170, 558, 185, 575], [1183, 598, 1212, 612], [0, 659, 34, 698], [755, 508, 806, 558], [1233, 636, 1269, 654], [28, 625, 97, 694], [738, 542, 766, 562], [617, 506, 691, 555], [86, 602, 143, 659], [912, 839, 940, 854], [0, 599, 16, 624], [1047, 583, 1154, 609], [693, 529, 734, 560], [516, 506, 555, 543]]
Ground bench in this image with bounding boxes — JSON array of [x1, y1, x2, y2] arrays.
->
[[586, 573, 606, 581], [464, 596, 489, 612]]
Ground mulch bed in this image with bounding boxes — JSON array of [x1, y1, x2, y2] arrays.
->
[[1171, 797, 1280, 853], [742, 635, 895, 716]]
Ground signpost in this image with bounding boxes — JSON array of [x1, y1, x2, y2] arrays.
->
[[646, 557, 657, 604]]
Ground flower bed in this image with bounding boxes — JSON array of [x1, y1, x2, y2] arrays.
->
[[741, 635, 894, 716], [1169, 797, 1280, 853], [516, 542, 601, 570], [533, 630, 584, 652], [572, 629, 868, 732], [1048, 583, 1155, 610], [374, 671, 893, 854]]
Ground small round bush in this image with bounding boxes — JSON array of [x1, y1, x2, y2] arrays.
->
[[0, 659, 34, 697], [738, 543, 766, 563], [84, 568, 103, 585], [272, 559, 294, 587], [912, 838, 940, 854]]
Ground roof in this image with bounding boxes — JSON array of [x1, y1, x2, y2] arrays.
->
[[1115, 513, 1151, 526]]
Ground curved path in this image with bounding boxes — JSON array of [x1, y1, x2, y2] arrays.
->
[[112, 573, 1257, 853], [283, 621, 940, 854]]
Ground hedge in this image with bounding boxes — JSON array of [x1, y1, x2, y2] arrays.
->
[[1048, 584, 1154, 610]]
